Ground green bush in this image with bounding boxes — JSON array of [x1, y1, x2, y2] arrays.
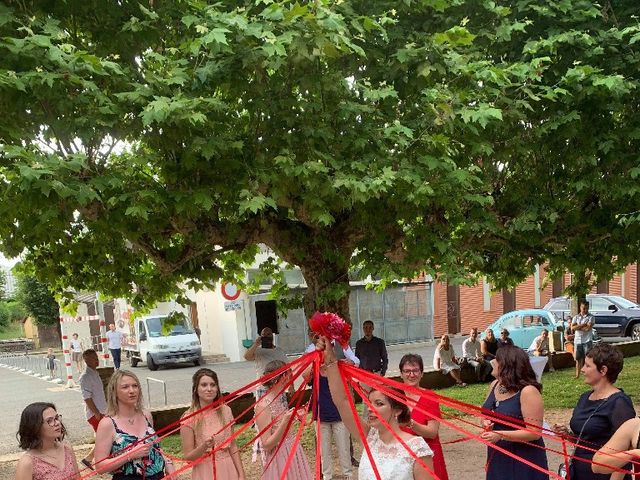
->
[[0, 301, 26, 328]]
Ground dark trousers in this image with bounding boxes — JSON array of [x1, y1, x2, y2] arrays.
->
[[110, 348, 122, 369]]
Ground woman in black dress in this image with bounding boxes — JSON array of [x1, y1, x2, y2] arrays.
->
[[553, 343, 635, 480], [481, 329, 499, 360], [480, 346, 548, 479]]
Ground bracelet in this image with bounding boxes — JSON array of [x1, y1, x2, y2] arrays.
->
[[321, 360, 337, 369]]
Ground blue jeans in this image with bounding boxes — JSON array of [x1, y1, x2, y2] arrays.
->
[[110, 348, 122, 369]]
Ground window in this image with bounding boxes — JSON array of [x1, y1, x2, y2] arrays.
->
[[501, 315, 523, 330], [524, 315, 549, 327], [589, 297, 613, 312]]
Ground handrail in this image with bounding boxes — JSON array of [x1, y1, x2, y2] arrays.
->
[[145, 377, 168, 407]]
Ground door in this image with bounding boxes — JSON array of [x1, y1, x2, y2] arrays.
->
[[255, 300, 279, 334], [589, 297, 622, 336], [446, 284, 461, 334]]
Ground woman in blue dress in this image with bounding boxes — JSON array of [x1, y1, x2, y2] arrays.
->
[[555, 343, 635, 479], [480, 346, 549, 479]]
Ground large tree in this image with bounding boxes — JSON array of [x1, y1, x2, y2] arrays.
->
[[0, 0, 639, 318]]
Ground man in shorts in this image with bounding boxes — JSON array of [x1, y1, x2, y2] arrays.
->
[[572, 300, 595, 379], [70, 333, 84, 374], [78, 349, 107, 469]]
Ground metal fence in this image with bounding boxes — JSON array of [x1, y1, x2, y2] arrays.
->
[[274, 283, 434, 355], [0, 352, 64, 383]]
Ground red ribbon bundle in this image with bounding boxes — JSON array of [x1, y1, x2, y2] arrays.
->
[[309, 311, 351, 348]]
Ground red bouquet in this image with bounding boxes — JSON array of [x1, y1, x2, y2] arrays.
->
[[309, 311, 352, 348]]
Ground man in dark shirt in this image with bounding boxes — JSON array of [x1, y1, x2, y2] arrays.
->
[[354, 320, 388, 375]]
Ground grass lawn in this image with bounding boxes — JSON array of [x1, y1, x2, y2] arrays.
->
[[439, 354, 640, 416], [0, 321, 24, 340]]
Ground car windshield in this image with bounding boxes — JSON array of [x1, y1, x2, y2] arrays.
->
[[146, 316, 194, 337], [605, 296, 639, 309], [544, 298, 569, 311]]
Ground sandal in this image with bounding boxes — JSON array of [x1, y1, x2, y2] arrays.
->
[[456, 382, 467, 387]]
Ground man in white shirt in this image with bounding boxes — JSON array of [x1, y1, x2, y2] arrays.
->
[[70, 332, 84, 374], [572, 300, 595, 378], [462, 327, 492, 382], [78, 349, 107, 469], [105, 323, 124, 369], [528, 329, 555, 372]]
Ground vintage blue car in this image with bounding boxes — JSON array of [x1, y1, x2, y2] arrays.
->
[[485, 309, 567, 350]]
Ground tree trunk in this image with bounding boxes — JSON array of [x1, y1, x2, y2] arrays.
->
[[298, 260, 351, 324]]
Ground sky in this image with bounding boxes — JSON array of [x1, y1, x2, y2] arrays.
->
[[0, 253, 18, 268]]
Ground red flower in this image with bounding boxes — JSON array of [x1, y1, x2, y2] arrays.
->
[[309, 312, 352, 348]]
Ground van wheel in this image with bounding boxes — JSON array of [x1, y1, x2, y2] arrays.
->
[[193, 357, 201, 367], [631, 323, 640, 341], [130, 357, 139, 368], [147, 354, 158, 371]]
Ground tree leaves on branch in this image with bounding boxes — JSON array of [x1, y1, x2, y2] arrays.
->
[[0, 0, 639, 318]]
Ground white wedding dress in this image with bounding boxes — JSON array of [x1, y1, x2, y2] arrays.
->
[[358, 428, 434, 480]]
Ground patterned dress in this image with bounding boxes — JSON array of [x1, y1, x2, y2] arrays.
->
[[109, 416, 165, 479], [261, 393, 313, 480], [28, 444, 77, 480]]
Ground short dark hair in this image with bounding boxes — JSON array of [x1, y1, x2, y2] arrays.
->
[[399, 354, 424, 372], [586, 343, 624, 383], [495, 346, 542, 392], [363, 320, 374, 327], [82, 348, 97, 359], [17, 402, 67, 450]]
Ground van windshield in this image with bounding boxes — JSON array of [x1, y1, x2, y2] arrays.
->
[[146, 316, 194, 337]]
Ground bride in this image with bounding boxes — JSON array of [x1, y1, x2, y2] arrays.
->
[[316, 336, 434, 480]]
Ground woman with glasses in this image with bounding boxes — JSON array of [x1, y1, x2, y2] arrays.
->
[[399, 354, 449, 480], [479, 346, 548, 479], [15, 402, 80, 480], [497, 329, 514, 348], [94, 370, 174, 479]]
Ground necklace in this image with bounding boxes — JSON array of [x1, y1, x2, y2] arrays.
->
[[497, 383, 510, 395], [119, 415, 136, 425]]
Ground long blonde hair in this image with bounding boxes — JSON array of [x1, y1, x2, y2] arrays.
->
[[105, 370, 144, 416]]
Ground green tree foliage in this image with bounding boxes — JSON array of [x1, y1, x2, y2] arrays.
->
[[0, 1, 639, 317], [0, 270, 5, 301], [0, 300, 26, 329], [15, 274, 59, 326]]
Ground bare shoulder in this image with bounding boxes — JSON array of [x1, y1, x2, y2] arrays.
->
[[143, 410, 154, 426], [15, 452, 34, 478], [521, 385, 543, 399]]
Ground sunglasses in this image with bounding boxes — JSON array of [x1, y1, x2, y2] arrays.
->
[[45, 414, 62, 426]]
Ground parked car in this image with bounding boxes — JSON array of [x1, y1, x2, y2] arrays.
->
[[543, 294, 640, 340], [484, 309, 566, 350]]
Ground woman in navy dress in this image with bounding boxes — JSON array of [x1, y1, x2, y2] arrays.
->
[[554, 343, 635, 479], [480, 346, 548, 480]]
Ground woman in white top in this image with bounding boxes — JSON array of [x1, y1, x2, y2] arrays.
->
[[316, 336, 434, 480], [433, 334, 466, 387]]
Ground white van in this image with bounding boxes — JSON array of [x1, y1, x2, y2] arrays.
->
[[124, 313, 201, 371]]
